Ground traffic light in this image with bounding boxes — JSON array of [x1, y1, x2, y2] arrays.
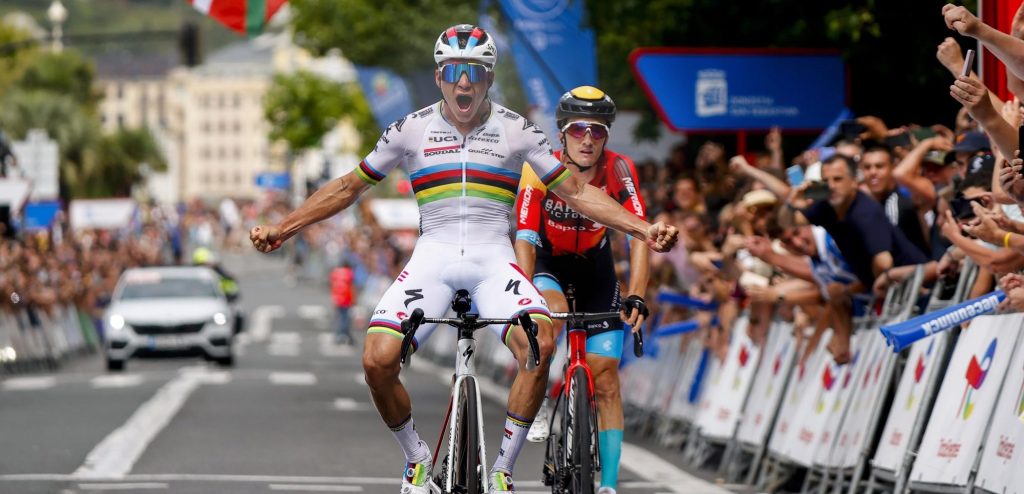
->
[[179, 22, 201, 67]]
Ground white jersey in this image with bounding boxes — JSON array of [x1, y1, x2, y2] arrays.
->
[[810, 225, 858, 298], [356, 101, 570, 245]]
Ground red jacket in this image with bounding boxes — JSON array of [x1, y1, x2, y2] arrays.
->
[[330, 267, 355, 307]]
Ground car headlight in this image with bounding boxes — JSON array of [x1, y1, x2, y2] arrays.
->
[[109, 314, 125, 330], [213, 312, 228, 326]]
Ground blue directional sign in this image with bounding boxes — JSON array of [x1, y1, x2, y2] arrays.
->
[[255, 172, 289, 190], [630, 48, 847, 131]]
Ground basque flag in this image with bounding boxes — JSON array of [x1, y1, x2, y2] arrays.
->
[[186, 0, 287, 36]]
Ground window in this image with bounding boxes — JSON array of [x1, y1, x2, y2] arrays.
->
[[233, 148, 241, 160], [218, 171, 227, 184], [200, 148, 210, 159], [233, 122, 241, 133], [116, 84, 124, 99], [235, 171, 243, 185], [116, 114, 124, 128], [233, 95, 241, 107], [218, 147, 226, 159]]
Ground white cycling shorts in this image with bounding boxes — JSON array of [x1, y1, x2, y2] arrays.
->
[[366, 240, 551, 350]]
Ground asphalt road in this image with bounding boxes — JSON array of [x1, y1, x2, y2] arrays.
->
[[0, 252, 729, 494]]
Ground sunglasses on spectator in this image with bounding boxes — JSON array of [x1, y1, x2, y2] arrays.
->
[[561, 121, 609, 140], [440, 62, 491, 83]]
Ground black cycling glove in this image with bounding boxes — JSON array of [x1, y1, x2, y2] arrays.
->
[[621, 295, 650, 319]]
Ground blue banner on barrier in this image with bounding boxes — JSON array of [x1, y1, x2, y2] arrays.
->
[[484, 0, 598, 140], [880, 290, 1006, 352], [653, 316, 721, 338], [630, 48, 846, 131], [656, 291, 719, 311], [355, 66, 414, 130]]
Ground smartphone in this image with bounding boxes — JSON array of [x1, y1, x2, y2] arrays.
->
[[1018, 123, 1024, 174], [885, 133, 912, 150], [949, 196, 977, 220], [804, 181, 830, 202], [962, 49, 975, 77], [839, 120, 866, 140], [786, 165, 805, 187]]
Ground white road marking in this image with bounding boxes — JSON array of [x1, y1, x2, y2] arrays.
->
[[77, 482, 168, 490], [73, 369, 226, 479], [269, 485, 362, 492], [90, 375, 144, 389], [331, 398, 370, 411], [2, 376, 56, 390], [271, 332, 301, 343], [269, 372, 316, 386], [237, 305, 284, 346], [0, 474, 400, 484], [619, 443, 731, 494], [297, 305, 329, 320]]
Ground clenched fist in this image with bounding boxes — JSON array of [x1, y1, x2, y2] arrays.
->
[[644, 221, 679, 252], [943, 4, 982, 36], [250, 225, 285, 253]]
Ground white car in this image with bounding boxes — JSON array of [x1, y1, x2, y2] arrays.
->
[[104, 266, 237, 371]]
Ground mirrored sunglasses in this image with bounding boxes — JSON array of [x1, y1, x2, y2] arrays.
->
[[440, 62, 490, 83], [561, 121, 609, 140]]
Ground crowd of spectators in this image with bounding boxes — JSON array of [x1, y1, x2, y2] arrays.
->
[[606, 4, 1024, 366]]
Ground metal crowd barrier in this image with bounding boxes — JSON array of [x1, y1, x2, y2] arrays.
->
[[0, 304, 100, 376], [402, 261, 1024, 494]]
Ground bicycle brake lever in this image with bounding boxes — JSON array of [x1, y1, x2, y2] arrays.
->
[[633, 329, 644, 358], [400, 308, 425, 366], [518, 312, 541, 370]]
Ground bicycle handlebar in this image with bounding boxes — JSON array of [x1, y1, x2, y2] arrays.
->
[[399, 308, 541, 369], [548, 310, 645, 359]]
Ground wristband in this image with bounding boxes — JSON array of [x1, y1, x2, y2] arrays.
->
[[1005, 231, 1014, 249]]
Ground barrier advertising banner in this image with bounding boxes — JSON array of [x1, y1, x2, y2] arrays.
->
[[768, 329, 833, 465], [834, 331, 898, 468], [812, 332, 869, 468], [871, 332, 951, 473], [665, 335, 707, 422], [975, 327, 1024, 494], [696, 318, 760, 440], [737, 322, 796, 446], [910, 314, 1024, 487]]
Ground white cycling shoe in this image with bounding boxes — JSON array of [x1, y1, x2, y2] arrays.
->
[[399, 446, 433, 494], [526, 399, 552, 443], [488, 470, 515, 493]]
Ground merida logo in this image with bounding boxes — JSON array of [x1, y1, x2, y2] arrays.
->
[[919, 294, 1002, 335]]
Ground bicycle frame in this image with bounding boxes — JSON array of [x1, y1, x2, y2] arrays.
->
[[441, 327, 489, 494], [399, 290, 541, 494]]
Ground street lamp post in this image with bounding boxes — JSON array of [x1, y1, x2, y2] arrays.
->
[[47, 0, 67, 53]]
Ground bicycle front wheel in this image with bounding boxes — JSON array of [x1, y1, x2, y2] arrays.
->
[[568, 367, 595, 494], [453, 378, 480, 493]]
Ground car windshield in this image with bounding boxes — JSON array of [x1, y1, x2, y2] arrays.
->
[[118, 276, 220, 300]]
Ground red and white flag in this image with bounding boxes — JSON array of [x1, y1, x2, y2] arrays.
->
[[185, 0, 287, 36]]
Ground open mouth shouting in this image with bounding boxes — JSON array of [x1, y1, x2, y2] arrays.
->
[[455, 94, 474, 113]]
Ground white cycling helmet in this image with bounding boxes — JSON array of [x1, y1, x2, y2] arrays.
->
[[433, 24, 497, 68]]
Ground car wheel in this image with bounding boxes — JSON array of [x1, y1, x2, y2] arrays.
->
[[107, 359, 125, 372]]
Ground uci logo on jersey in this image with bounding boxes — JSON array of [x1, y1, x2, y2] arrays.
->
[[428, 136, 458, 143]]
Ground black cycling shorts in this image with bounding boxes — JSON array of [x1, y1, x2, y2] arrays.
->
[[533, 238, 622, 336]]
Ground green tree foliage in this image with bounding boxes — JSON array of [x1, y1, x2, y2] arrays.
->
[[17, 50, 100, 110], [264, 70, 379, 157], [0, 22, 37, 96], [288, 0, 477, 75], [86, 128, 167, 198]]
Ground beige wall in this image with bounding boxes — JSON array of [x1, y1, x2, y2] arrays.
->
[[168, 71, 270, 201], [99, 79, 169, 133]]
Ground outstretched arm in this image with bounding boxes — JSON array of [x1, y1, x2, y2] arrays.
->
[[552, 173, 678, 252], [729, 155, 791, 199], [251, 171, 370, 252], [945, 4, 1024, 82]]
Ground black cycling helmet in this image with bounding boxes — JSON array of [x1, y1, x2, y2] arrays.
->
[[555, 86, 616, 129]]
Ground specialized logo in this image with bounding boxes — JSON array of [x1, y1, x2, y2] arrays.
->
[[423, 145, 460, 157], [403, 289, 424, 308], [505, 279, 522, 295], [957, 338, 998, 420], [463, 346, 474, 367], [906, 338, 935, 410]]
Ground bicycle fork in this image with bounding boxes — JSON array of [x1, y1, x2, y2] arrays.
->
[[434, 335, 489, 494]]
